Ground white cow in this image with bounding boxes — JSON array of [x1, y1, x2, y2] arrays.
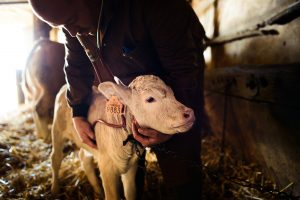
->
[[51, 75, 195, 200], [22, 39, 65, 143]]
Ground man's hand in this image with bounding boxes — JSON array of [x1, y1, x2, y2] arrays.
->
[[72, 117, 97, 149], [132, 121, 173, 147]]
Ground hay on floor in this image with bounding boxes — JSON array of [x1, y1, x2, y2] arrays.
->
[[0, 106, 294, 200]]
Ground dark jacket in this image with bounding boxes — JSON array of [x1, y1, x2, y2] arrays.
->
[[64, 0, 205, 126], [64, 0, 205, 187]]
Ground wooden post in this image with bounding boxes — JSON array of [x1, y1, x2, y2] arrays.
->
[[15, 69, 24, 104], [33, 16, 51, 40]]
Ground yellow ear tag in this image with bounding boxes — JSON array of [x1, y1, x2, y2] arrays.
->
[[106, 96, 124, 115]]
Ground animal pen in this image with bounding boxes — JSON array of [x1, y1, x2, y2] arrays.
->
[[0, 0, 300, 199]]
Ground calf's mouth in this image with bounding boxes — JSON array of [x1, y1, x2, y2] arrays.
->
[[171, 117, 195, 133]]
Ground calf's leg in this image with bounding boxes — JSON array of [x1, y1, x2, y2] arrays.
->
[[50, 122, 65, 194], [33, 96, 52, 142], [79, 148, 104, 198], [121, 163, 138, 200], [99, 159, 122, 200]]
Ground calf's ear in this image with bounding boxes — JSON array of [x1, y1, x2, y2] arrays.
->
[[98, 82, 131, 103], [92, 85, 99, 94]]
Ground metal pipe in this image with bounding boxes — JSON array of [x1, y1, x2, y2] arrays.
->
[[206, 0, 300, 47]]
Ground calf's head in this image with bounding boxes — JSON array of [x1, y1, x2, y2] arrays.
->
[[98, 75, 195, 134]]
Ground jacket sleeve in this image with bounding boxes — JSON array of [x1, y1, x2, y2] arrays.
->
[[145, 0, 206, 128], [63, 30, 94, 117]]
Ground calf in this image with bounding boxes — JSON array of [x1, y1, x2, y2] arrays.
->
[[51, 75, 195, 200], [22, 39, 65, 142]]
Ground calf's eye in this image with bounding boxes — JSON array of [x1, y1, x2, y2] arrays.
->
[[146, 97, 155, 103]]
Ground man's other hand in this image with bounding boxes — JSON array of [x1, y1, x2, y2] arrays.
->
[[132, 121, 172, 147], [72, 117, 97, 149]]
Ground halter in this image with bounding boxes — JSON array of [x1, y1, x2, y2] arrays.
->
[[91, 103, 143, 156], [92, 113, 127, 130]]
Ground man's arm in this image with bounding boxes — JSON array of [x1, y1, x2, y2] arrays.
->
[[63, 30, 97, 148], [63, 30, 94, 117]]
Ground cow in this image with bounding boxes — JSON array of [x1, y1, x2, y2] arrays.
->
[[50, 75, 195, 200], [22, 39, 65, 143]]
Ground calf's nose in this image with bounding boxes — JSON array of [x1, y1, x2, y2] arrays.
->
[[183, 112, 190, 119], [183, 108, 194, 121]]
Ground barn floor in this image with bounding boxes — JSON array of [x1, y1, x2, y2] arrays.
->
[[0, 106, 284, 200]]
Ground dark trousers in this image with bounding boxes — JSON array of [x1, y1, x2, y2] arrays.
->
[[135, 125, 202, 200], [155, 125, 202, 200]]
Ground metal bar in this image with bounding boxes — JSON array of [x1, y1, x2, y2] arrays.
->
[[205, 29, 278, 47], [0, 1, 27, 5]]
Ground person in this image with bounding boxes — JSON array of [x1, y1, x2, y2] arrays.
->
[[28, 0, 206, 199]]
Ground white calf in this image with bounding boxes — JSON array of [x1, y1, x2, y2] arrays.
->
[[51, 75, 195, 200]]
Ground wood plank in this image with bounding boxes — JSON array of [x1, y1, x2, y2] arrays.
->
[[204, 63, 300, 194]]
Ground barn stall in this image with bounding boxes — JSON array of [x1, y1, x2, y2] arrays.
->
[[0, 0, 299, 199]]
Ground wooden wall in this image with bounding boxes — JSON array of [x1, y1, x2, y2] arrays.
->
[[192, 0, 300, 194]]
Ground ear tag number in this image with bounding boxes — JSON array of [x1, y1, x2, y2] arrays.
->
[[106, 96, 124, 115]]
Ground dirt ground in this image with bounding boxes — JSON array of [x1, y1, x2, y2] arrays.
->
[[0, 106, 295, 200]]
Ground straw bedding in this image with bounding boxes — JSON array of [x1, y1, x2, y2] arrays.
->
[[0, 106, 280, 200]]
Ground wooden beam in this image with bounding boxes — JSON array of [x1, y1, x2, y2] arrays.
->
[[204, 64, 300, 109]]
